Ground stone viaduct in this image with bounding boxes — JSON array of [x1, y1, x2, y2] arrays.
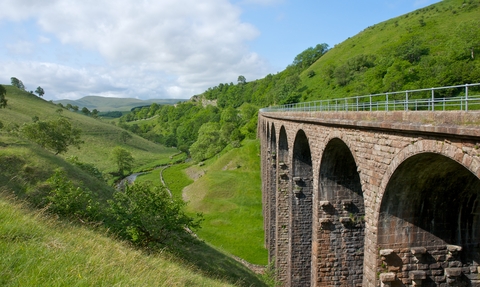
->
[[259, 110, 480, 287]]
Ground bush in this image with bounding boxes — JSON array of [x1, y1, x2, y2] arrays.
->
[[108, 182, 203, 247], [66, 156, 104, 181], [44, 169, 100, 220]]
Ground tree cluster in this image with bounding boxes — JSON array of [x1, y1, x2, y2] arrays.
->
[[116, 44, 331, 162]]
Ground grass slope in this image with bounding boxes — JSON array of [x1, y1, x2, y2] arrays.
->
[[0, 86, 178, 174], [183, 141, 266, 265], [54, 96, 182, 112], [0, 197, 263, 287]]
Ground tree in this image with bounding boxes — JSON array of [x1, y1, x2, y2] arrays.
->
[[0, 84, 7, 108], [21, 118, 83, 155], [120, 131, 133, 143], [35, 86, 45, 97], [190, 122, 225, 162], [292, 43, 329, 71], [91, 109, 99, 118], [81, 107, 91, 116], [237, 75, 246, 85], [72, 105, 79, 112], [10, 77, 25, 90], [112, 147, 134, 176]]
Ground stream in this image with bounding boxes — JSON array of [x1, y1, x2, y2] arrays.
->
[[117, 166, 172, 197]]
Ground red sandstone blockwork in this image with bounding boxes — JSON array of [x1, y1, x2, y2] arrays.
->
[[259, 111, 480, 287]]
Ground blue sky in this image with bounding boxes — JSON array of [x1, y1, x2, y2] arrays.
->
[[0, 0, 439, 101]]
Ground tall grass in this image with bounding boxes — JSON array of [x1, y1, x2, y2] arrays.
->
[[0, 197, 261, 286]]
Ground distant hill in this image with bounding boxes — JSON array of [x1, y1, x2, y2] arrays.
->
[[54, 95, 183, 112]]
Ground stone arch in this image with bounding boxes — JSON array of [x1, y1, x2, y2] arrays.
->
[[316, 137, 364, 287], [267, 123, 277, 262], [275, 125, 290, 283], [376, 140, 480, 286], [289, 129, 313, 287]]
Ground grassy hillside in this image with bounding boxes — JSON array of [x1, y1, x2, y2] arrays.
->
[[54, 95, 182, 112], [300, 0, 480, 100], [0, 196, 264, 286], [0, 86, 178, 174], [0, 87, 267, 286], [137, 140, 267, 265]]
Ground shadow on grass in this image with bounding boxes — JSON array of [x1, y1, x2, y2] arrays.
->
[[168, 239, 268, 287]]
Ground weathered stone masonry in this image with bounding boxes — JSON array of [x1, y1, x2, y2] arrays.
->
[[259, 111, 480, 287]]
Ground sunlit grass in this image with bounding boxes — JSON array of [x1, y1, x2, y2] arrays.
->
[[179, 140, 267, 265], [0, 197, 257, 287]]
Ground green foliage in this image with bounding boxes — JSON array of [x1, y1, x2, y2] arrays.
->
[[120, 130, 133, 143], [108, 181, 203, 246], [190, 122, 225, 162], [302, 0, 480, 99], [66, 156, 104, 181], [34, 86, 45, 97], [21, 117, 83, 155], [81, 106, 90, 115], [0, 84, 7, 108], [44, 169, 99, 220], [111, 146, 134, 176], [291, 43, 329, 71], [99, 110, 123, 118], [10, 77, 25, 90], [237, 75, 246, 85]]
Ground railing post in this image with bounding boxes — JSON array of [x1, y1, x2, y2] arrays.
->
[[466, 83, 469, 111], [369, 95, 372, 112], [356, 96, 359, 112], [386, 93, 389, 111], [405, 91, 409, 111], [431, 88, 435, 111]]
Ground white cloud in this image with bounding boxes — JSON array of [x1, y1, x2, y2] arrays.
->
[[0, 0, 269, 100], [6, 41, 34, 55], [38, 36, 50, 44]]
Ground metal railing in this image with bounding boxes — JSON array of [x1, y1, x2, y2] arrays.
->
[[260, 83, 480, 113]]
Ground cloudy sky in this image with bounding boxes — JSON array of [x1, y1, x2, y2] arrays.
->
[[0, 0, 439, 101]]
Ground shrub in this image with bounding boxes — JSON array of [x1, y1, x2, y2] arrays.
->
[[108, 182, 203, 247], [44, 169, 100, 220], [66, 156, 104, 181]]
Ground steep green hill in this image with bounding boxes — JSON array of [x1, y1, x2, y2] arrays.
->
[[54, 95, 181, 112], [300, 0, 480, 101]]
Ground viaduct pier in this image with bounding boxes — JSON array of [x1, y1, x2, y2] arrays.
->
[[258, 84, 480, 286]]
